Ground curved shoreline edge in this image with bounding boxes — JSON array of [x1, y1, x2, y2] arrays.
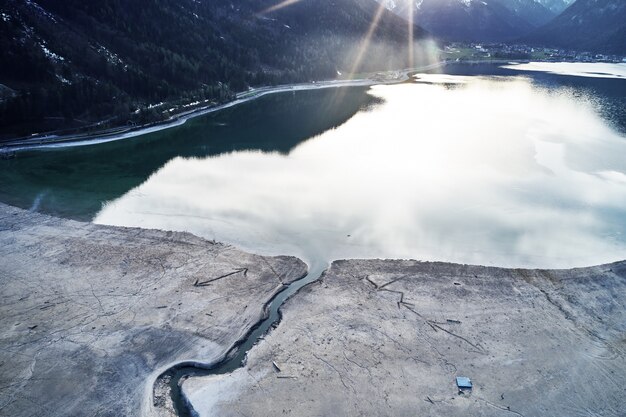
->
[[4, 60, 624, 153], [0, 62, 450, 152], [0, 71, 410, 152]]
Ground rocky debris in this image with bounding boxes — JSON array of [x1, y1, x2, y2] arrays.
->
[[0, 203, 307, 417], [184, 259, 626, 417]]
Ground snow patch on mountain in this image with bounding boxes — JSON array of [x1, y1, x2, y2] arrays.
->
[[39, 42, 64, 62], [24, 0, 57, 23], [96, 45, 123, 66]]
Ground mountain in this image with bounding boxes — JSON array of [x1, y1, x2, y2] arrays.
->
[[0, 0, 430, 140], [525, 0, 626, 54], [382, 0, 551, 42], [491, 0, 556, 26], [535, 0, 575, 14]]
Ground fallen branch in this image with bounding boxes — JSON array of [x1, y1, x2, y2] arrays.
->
[[194, 268, 248, 287], [428, 322, 486, 353]]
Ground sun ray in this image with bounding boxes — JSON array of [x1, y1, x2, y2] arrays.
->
[[407, 1, 414, 69], [260, 0, 303, 15], [348, 2, 388, 76]]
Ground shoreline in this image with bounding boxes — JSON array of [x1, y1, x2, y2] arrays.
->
[[2, 58, 623, 153], [0, 61, 451, 152], [0, 71, 411, 152]]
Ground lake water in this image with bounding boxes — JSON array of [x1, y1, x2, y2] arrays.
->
[[2, 63, 626, 268]]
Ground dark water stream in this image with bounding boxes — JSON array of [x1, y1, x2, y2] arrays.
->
[[161, 262, 326, 416]]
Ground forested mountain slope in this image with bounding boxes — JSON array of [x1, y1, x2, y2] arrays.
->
[[491, 0, 556, 27], [0, 0, 430, 139], [535, 0, 574, 14]]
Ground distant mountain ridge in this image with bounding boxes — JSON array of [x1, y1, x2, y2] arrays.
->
[[525, 0, 626, 54], [493, 0, 556, 26], [381, 0, 559, 42], [534, 0, 574, 13], [0, 0, 430, 139]]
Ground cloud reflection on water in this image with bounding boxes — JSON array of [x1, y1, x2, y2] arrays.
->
[[95, 76, 626, 268]]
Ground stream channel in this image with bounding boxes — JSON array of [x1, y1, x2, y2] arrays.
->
[[161, 262, 327, 417]]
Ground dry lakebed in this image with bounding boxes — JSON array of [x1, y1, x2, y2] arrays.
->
[[1, 203, 625, 417]]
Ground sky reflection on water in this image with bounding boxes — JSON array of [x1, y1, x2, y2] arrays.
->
[[95, 74, 626, 268]]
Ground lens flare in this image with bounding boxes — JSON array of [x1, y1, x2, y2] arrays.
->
[[260, 0, 303, 14], [261, 0, 437, 74], [349, 2, 387, 76], [407, 0, 414, 68]]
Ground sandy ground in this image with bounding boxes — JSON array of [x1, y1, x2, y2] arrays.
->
[[184, 259, 626, 417], [0, 203, 307, 417]]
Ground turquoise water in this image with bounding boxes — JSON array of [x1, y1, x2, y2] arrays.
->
[[1, 64, 625, 268]]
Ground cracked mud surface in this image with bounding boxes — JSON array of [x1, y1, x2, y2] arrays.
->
[[0, 204, 307, 417], [184, 259, 626, 417]]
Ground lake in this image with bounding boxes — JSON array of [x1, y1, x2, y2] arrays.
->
[[1, 63, 625, 268]]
